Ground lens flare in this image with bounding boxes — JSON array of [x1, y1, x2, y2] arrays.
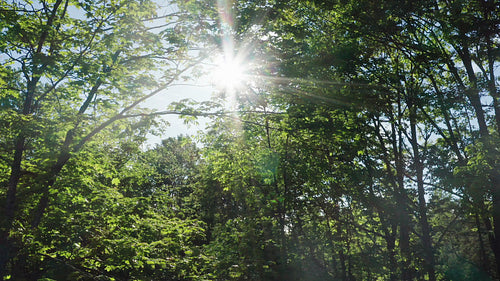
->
[[212, 55, 247, 91]]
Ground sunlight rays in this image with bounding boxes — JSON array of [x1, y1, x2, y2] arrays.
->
[[209, 0, 254, 113], [211, 0, 381, 111]]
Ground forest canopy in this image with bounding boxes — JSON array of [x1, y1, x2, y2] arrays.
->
[[1, 0, 500, 280]]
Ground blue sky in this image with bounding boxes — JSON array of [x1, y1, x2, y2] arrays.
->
[[142, 76, 215, 146]]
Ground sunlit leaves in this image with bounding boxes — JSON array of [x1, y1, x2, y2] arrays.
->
[[17, 136, 212, 280]]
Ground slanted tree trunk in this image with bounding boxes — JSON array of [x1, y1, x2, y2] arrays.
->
[[455, 32, 500, 277]]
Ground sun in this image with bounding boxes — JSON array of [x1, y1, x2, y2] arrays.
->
[[211, 54, 248, 91]]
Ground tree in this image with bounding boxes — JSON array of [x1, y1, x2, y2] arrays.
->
[[8, 134, 211, 280], [3, 0, 500, 279], [185, 0, 499, 279], [0, 0, 205, 276]]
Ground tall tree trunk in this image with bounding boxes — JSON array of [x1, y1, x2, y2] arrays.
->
[[0, 1, 65, 275], [483, 14, 500, 277], [393, 97, 412, 280], [386, 223, 398, 281], [491, 177, 500, 278], [0, 72, 41, 278], [368, 181, 398, 281], [409, 101, 436, 281], [281, 134, 291, 276], [0, 137, 25, 278], [475, 213, 491, 275], [373, 114, 412, 280]]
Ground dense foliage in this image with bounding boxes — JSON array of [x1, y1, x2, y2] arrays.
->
[[2, 0, 500, 280]]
